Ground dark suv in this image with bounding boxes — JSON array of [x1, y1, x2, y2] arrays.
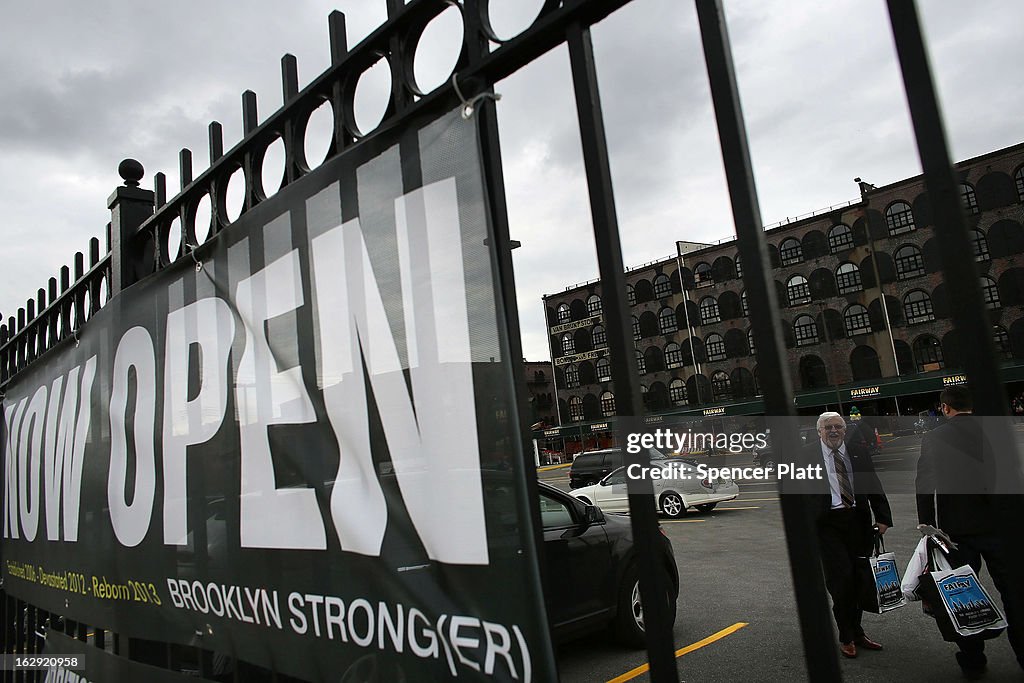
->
[[570, 448, 666, 489]]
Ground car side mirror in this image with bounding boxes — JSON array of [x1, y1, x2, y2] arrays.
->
[[583, 505, 605, 525]]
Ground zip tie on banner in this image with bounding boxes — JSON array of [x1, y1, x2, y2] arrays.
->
[[451, 73, 501, 119], [186, 242, 203, 272]]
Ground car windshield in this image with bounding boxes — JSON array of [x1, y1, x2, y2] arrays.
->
[[603, 467, 628, 485]]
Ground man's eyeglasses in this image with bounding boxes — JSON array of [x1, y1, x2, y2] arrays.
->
[[823, 425, 846, 432]]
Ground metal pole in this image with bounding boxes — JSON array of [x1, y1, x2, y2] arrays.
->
[[544, 301, 565, 426], [675, 243, 704, 404], [886, 1, 1008, 418], [695, 2, 842, 679], [566, 21, 678, 681], [863, 216, 903, 416]]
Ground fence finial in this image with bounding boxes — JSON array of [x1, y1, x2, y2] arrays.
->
[[118, 159, 145, 187]]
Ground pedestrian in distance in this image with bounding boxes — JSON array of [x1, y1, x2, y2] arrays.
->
[[916, 385, 1024, 678], [804, 412, 893, 659]]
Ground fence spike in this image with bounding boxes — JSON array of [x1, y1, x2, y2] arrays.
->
[[155, 172, 167, 208], [179, 148, 193, 189], [26, 300, 35, 322], [242, 90, 258, 135], [60, 266, 70, 293], [89, 237, 100, 267], [329, 11, 348, 65], [282, 54, 299, 102], [74, 252, 85, 281], [209, 121, 224, 164]]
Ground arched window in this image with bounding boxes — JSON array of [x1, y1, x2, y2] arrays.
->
[[600, 391, 616, 417], [850, 346, 882, 381], [565, 364, 580, 388], [556, 303, 570, 323], [960, 183, 979, 215], [885, 201, 915, 235], [635, 349, 646, 375], [626, 283, 636, 306], [981, 276, 1000, 309], [596, 357, 611, 382], [653, 274, 672, 299], [741, 290, 749, 316], [971, 229, 990, 261], [699, 296, 721, 324], [669, 378, 687, 406], [787, 275, 811, 306], [659, 307, 678, 334], [747, 328, 756, 355], [735, 254, 743, 278], [994, 326, 1012, 358], [706, 333, 726, 361], [632, 315, 640, 340], [587, 294, 602, 316], [794, 314, 818, 346], [665, 342, 683, 369], [561, 333, 575, 355], [780, 238, 803, 266], [894, 244, 925, 280], [694, 262, 713, 287], [836, 262, 862, 294], [592, 324, 607, 348], [913, 335, 944, 372], [568, 396, 584, 422], [711, 370, 732, 401], [1016, 166, 1024, 202], [843, 304, 871, 336], [828, 224, 854, 253], [904, 290, 935, 325]]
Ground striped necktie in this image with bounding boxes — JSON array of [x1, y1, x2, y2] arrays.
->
[[831, 448, 855, 508]]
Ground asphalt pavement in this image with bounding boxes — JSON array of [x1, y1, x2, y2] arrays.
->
[[542, 433, 1023, 682]]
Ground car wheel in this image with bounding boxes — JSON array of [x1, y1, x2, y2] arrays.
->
[[695, 503, 717, 513], [613, 564, 677, 648], [659, 491, 686, 519]]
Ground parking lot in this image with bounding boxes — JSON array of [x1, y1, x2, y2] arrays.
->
[[541, 433, 1023, 682]]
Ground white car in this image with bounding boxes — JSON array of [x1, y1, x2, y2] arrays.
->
[[569, 462, 739, 518]]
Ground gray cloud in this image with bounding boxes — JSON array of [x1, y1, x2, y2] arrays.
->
[[1, 0, 1021, 365]]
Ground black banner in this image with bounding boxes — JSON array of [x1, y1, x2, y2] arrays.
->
[[2, 108, 554, 681]]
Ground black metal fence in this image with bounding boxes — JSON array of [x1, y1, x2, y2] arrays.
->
[[0, 1, 1007, 681]]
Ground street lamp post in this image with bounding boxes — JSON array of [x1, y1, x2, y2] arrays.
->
[[857, 192, 903, 417], [675, 241, 704, 405]]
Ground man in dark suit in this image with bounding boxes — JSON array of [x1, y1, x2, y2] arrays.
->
[[804, 411, 893, 658], [916, 385, 1024, 677]]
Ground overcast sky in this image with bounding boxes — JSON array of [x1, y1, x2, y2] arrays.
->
[[1, 1, 1021, 362]]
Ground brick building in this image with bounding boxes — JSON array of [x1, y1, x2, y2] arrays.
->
[[523, 360, 557, 428], [542, 142, 1024, 425]]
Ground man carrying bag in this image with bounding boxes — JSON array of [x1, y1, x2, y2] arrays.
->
[[916, 386, 1024, 677]]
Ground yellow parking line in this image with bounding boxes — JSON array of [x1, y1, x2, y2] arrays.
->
[[537, 463, 572, 472], [606, 622, 749, 683]]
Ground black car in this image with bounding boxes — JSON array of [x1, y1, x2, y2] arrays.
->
[[569, 448, 666, 489], [537, 481, 679, 646]]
